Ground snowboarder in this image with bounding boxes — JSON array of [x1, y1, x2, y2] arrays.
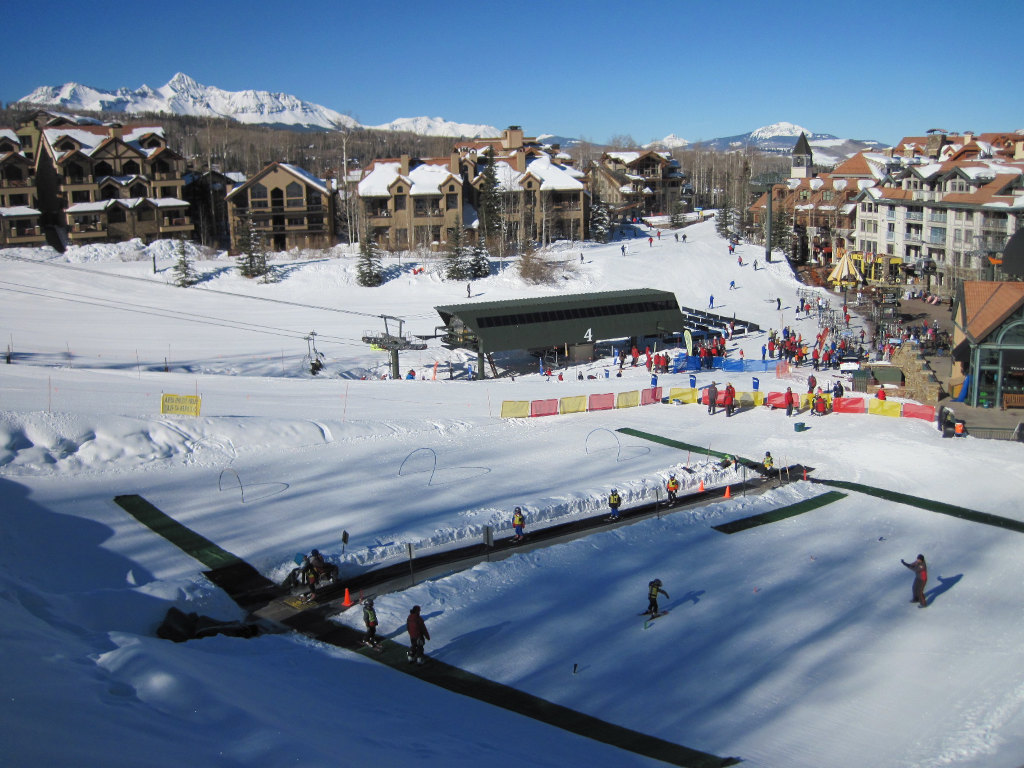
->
[[666, 474, 680, 503], [608, 488, 622, 520], [362, 598, 380, 647], [406, 605, 430, 663], [707, 381, 719, 415], [645, 579, 670, 616], [512, 506, 526, 542], [901, 554, 928, 607]]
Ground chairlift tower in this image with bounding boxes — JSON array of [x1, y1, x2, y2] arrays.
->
[[361, 315, 427, 379]]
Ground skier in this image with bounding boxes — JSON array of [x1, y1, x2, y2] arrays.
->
[[406, 605, 430, 663], [762, 451, 774, 474], [901, 554, 928, 607], [362, 598, 380, 647], [709, 294, 714, 309], [666, 474, 680, 503], [729, 280, 736, 290], [512, 506, 526, 542], [645, 579, 670, 616], [608, 488, 622, 520]]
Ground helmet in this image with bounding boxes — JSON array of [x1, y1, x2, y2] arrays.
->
[[653, 578, 662, 586], [514, 506, 521, 513], [363, 598, 374, 606], [611, 488, 617, 494], [669, 473, 675, 479], [311, 549, 320, 557]]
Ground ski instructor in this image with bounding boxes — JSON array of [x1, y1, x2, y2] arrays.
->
[[646, 578, 669, 616]]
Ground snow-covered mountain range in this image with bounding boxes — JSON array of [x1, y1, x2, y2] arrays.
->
[[646, 121, 885, 165], [18, 73, 499, 138]]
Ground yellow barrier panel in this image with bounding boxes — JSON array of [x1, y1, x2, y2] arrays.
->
[[868, 399, 902, 417], [616, 390, 640, 409], [667, 387, 698, 404], [500, 400, 531, 418], [800, 392, 833, 409], [559, 395, 588, 414], [160, 393, 201, 417], [737, 391, 765, 407]]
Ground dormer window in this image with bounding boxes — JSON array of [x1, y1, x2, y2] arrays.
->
[[396, 186, 403, 193]]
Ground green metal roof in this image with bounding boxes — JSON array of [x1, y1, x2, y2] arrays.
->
[[435, 289, 687, 352]]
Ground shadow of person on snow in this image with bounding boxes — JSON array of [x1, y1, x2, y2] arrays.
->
[[924, 574, 962, 607]]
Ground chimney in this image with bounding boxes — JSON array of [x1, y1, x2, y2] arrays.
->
[[502, 125, 524, 151], [1015, 140, 1024, 161], [450, 152, 460, 174], [514, 150, 526, 173], [108, 122, 124, 140], [400, 154, 410, 175]]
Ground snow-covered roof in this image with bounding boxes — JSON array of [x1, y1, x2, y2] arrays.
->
[[409, 162, 458, 196], [524, 154, 584, 192], [65, 200, 113, 213], [0, 206, 40, 217], [43, 126, 165, 161], [0, 129, 20, 145], [358, 162, 402, 197], [279, 163, 328, 194]]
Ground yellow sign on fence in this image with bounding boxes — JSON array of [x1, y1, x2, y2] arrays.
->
[[500, 400, 530, 419], [161, 393, 202, 417]]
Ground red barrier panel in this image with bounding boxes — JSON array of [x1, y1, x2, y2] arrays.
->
[[832, 397, 866, 414], [765, 392, 787, 408], [530, 398, 559, 417], [700, 390, 729, 405], [901, 403, 936, 421], [588, 393, 615, 412], [641, 387, 663, 406]]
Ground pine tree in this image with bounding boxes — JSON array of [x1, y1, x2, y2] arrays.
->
[[468, 233, 491, 279], [172, 235, 198, 287], [715, 193, 734, 240], [770, 206, 793, 254], [357, 229, 384, 286], [444, 223, 469, 280], [477, 149, 501, 243], [236, 216, 268, 279], [590, 201, 610, 244], [670, 200, 686, 228]]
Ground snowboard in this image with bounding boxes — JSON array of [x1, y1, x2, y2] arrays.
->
[[639, 610, 670, 618]]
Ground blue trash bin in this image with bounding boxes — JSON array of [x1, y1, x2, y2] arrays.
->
[[651, 375, 658, 388], [689, 374, 697, 388], [752, 377, 760, 391]]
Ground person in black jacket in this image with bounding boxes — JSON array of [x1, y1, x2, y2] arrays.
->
[[645, 579, 670, 616], [901, 554, 928, 607]]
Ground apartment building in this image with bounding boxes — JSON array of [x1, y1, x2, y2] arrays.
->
[[226, 161, 336, 252], [853, 132, 1024, 296], [0, 129, 45, 247], [15, 110, 191, 246], [588, 149, 689, 217], [358, 126, 587, 251]]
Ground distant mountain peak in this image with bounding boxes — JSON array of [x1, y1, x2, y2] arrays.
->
[[17, 74, 497, 138], [749, 122, 811, 140]]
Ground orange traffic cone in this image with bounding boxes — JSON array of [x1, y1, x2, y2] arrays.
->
[[724, 485, 731, 499], [698, 480, 705, 493], [342, 588, 353, 607]]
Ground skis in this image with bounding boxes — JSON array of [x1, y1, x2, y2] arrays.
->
[[361, 640, 383, 653]]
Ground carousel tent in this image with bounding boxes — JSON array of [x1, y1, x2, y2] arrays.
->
[[827, 248, 864, 285]]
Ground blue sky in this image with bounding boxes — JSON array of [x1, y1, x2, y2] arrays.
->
[[3, 0, 1020, 146]]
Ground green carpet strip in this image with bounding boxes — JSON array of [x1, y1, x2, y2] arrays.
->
[[810, 479, 1024, 533], [114, 494, 242, 570], [713, 491, 847, 534]]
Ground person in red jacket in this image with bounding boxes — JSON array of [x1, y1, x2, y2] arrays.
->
[[406, 605, 431, 664], [784, 386, 796, 417], [876, 387, 887, 400], [724, 382, 736, 417], [901, 554, 928, 607]]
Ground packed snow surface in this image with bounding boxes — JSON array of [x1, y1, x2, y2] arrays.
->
[[2, 220, 1023, 767]]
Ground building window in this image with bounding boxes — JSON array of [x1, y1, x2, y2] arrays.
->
[[446, 193, 458, 209], [286, 182, 303, 207], [250, 183, 268, 207], [395, 195, 406, 211]]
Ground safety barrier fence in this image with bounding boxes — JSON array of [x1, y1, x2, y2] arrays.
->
[[502, 387, 936, 423]]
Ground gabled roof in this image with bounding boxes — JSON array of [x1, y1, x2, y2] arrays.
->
[[793, 132, 813, 157], [227, 161, 329, 199], [959, 281, 1024, 343]]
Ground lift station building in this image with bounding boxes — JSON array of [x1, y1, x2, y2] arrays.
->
[[434, 289, 689, 379]]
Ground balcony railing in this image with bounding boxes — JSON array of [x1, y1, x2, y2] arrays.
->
[[905, 211, 924, 221], [0, 178, 34, 188]]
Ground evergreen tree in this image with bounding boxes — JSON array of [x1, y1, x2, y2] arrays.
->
[[715, 193, 734, 240], [356, 229, 384, 287], [444, 224, 469, 280], [468, 233, 491, 279], [236, 217, 268, 279], [172, 236, 198, 287], [670, 200, 686, 228], [590, 201, 610, 244], [770, 206, 793, 254], [477, 149, 501, 243]]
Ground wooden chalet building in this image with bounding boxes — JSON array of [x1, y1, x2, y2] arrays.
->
[[588, 149, 689, 218], [0, 129, 45, 247]]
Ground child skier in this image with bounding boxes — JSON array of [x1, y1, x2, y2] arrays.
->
[[666, 474, 680, 503], [646, 579, 670, 616], [362, 598, 380, 647], [512, 506, 526, 541]]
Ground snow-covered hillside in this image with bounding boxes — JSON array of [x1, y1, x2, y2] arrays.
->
[[2, 222, 1023, 768]]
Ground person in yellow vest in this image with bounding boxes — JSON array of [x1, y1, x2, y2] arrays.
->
[[665, 474, 680, 503], [763, 451, 774, 473], [512, 506, 526, 542], [645, 578, 670, 616], [608, 488, 622, 520]]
